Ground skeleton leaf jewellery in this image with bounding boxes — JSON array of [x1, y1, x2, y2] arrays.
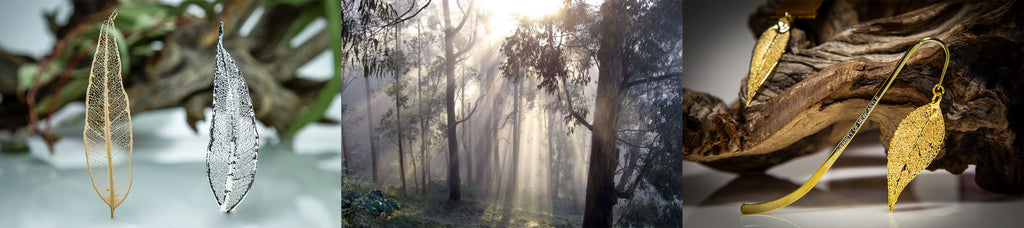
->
[[207, 22, 259, 213], [740, 38, 950, 215], [744, 12, 793, 107], [744, 0, 822, 106], [83, 9, 134, 218]]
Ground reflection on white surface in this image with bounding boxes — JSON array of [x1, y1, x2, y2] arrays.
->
[[683, 131, 1024, 228], [1, 106, 340, 227]]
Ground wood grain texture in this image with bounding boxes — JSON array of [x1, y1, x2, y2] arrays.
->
[[684, 0, 1024, 194], [83, 10, 134, 218]]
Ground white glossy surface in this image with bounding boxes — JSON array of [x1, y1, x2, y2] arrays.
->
[[0, 107, 340, 227], [683, 132, 1024, 228]]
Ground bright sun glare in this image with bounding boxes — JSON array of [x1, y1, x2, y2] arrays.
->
[[484, 0, 562, 19], [481, 0, 563, 42]]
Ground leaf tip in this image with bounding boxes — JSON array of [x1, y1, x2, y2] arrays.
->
[[220, 203, 233, 213], [109, 8, 118, 21], [218, 21, 225, 43]]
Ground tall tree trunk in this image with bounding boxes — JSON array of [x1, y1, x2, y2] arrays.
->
[[442, 0, 461, 201], [341, 66, 350, 176], [505, 78, 522, 206], [416, 20, 429, 195], [461, 67, 474, 187], [479, 112, 492, 196], [582, 0, 626, 226], [395, 24, 407, 195], [466, 116, 473, 187], [410, 136, 418, 192], [547, 109, 559, 203], [419, 71, 429, 194], [365, 75, 378, 183], [397, 85, 406, 194], [492, 118, 503, 199], [342, 112, 350, 175], [491, 91, 503, 199]]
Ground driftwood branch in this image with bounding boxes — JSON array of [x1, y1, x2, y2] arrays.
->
[[683, 0, 1023, 194]]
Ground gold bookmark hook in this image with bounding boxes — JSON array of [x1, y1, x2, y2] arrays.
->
[[889, 37, 950, 104], [740, 38, 950, 215]]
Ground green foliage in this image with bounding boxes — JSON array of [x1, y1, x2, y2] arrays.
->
[[383, 190, 579, 227], [33, 77, 88, 115], [289, 0, 429, 138], [342, 178, 402, 226], [498, 0, 683, 225], [281, 4, 325, 49], [643, 89, 682, 201], [376, 77, 414, 140], [17, 63, 59, 93], [499, 2, 598, 133], [282, 0, 344, 139], [20, 0, 410, 141], [618, 0, 682, 85], [616, 193, 682, 227], [499, 17, 567, 93], [266, 0, 314, 9], [343, 189, 402, 218], [20, 8, 145, 115], [343, 0, 410, 78], [171, 0, 220, 19], [612, 1, 683, 225]]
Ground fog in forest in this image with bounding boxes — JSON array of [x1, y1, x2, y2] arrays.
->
[[341, 0, 680, 226]]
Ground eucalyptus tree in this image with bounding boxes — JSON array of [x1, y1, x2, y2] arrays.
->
[[500, 0, 681, 226]]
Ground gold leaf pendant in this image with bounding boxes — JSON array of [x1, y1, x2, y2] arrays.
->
[[887, 101, 944, 212], [745, 13, 792, 106]]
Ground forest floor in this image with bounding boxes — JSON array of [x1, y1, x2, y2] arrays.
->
[[389, 192, 580, 227], [345, 178, 582, 227]]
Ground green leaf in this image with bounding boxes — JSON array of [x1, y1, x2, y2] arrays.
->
[[283, 4, 325, 48], [112, 25, 131, 78], [17, 64, 39, 93], [266, 0, 315, 9], [33, 77, 89, 115], [172, 0, 217, 19], [17, 59, 66, 93], [282, 0, 344, 139]]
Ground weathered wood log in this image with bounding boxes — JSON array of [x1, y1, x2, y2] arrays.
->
[[683, 0, 1023, 194], [128, 0, 330, 132], [0, 0, 330, 134]]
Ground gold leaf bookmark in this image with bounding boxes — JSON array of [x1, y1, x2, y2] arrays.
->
[[745, 13, 792, 107], [83, 9, 133, 218], [887, 101, 944, 212], [740, 37, 949, 215]]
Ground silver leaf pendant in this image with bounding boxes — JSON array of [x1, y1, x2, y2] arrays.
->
[[207, 21, 259, 213]]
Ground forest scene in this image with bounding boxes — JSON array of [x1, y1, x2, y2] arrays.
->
[[0, 0, 679, 226], [338, 0, 681, 226]]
